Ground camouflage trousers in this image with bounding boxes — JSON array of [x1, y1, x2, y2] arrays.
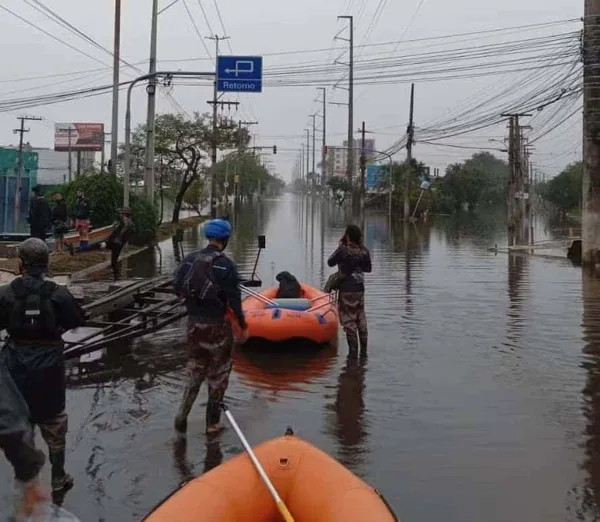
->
[[176, 320, 234, 428], [338, 291, 368, 352], [33, 411, 68, 453]]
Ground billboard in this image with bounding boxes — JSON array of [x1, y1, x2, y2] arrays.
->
[[54, 123, 104, 152]]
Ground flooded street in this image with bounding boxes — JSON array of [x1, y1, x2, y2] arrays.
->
[[2, 195, 599, 521]]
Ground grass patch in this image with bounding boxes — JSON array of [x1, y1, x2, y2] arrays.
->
[[156, 216, 205, 242]]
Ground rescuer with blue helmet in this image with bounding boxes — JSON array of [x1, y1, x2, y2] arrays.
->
[[172, 219, 248, 434]]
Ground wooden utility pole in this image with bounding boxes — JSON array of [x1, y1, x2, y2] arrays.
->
[[337, 15, 354, 190], [404, 83, 415, 219], [110, 0, 121, 179], [310, 114, 317, 190], [67, 127, 73, 182], [583, 0, 600, 265], [318, 87, 327, 189], [13, 115, 41, 230]]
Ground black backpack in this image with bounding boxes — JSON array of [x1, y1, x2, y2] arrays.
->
[[8, 279, 61, 342], [183, 250, 224, 303]]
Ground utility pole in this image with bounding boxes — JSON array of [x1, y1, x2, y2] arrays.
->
[[338, 15, 354, 190], [67, 127, 73, 182], [101, 132, 110, 174], [144, 0, 159, 201], [310, 114, 316, 190], [305, 129, 311, 189], [207, 35, 231, 218], [583, 0, 600, 265], [13, 115, 41, 230], [318, 87, 327, 189], [359, 121, 366, 208], [110, 0, 121, 179], [404, 83, 415, 219]]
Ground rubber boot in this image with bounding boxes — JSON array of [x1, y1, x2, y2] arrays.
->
[[359, 332, 368, 353], [174, 379, 201, 434], [205, 398, 224, 434], [49, 450, 74, 500]]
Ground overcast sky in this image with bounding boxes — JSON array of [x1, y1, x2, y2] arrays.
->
[[0, 0, 582, 181]]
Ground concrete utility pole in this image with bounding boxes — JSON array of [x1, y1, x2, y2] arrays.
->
[[110, 0, 121, 179], [13, 115, 41, 230], [207, 35, 231, 218], [305, 128, 310, 188], [67, 127, 73, 182], [101, 133, 110, 174], [310, 114, 316, 189], [404, 83, 415, 219], [318, 87, 327, 188], [583, 0, 600, 265], [300, 144, 305, 182], [338, 15, 354, 189], [359, 120, 366, 208], [144, 0, 159, 201]]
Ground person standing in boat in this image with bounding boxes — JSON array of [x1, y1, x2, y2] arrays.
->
[[172, 219, 249, 435], [327, 224, 371, 353]]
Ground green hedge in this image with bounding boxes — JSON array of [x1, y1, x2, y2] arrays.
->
[[54, 173, 159, 246]]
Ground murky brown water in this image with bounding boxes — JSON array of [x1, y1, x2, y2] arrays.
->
[[1, 195, 597, 521]]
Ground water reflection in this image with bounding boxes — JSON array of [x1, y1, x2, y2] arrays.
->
[[579, 270, 600, 519], [506, 254, 529, 348], [328, 351, 369, 475], [172, 434, 224, 486]]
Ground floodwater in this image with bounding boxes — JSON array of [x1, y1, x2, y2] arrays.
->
[[1, 195, 598, 522]]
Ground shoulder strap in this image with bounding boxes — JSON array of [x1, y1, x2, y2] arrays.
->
[[10, 279, 27, 299], [40, 281, 58, 298]]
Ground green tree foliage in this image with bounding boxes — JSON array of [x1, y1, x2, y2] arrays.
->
[[128, 112, 242, 223], [57, 173, 158, 246], [537, 161, 582, 213]]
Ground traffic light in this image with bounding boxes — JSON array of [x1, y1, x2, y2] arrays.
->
[[272, 145, 277, 154], [323, 145, 328, 154]]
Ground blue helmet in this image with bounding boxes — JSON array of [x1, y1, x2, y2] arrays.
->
[[204, 219, 232, 240]]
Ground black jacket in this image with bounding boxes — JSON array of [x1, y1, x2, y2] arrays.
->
[[73, 197, 90, 220], [0, 275, 86, 423], [52, 200, 68, 224], [327, 243, 372, 293], [173, 245, 247, 329], [28, 196, 51, 232]]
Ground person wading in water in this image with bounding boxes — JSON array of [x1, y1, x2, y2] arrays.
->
[[172, 219, 248, 435], [0, 238, 86, 504], [327, 224, 371, 353]]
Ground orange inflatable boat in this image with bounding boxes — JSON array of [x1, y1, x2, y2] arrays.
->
[[240, 283, 338, 344], [144, 432, 399, 522]]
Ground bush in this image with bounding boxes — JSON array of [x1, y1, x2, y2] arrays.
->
[[129, 194, 159, 245], [56, 172, 159, 245]]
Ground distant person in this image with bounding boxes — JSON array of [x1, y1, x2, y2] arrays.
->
[[51, 192, 68, 253], [327, 224, 372, 353], [28, 185, 51, 241], [106, 207, 135, 280], [73, 190, 91, 251], [0, 238, 86, 501], [172, 219, 248, 435]]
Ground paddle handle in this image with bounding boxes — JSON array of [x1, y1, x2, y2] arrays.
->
[[222, 407, 295, 522]]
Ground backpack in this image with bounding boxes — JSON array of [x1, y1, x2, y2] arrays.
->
[[8, 279, 61, 343], [183, 250, 224, 303]]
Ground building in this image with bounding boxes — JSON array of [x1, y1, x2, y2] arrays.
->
[[0, 147, 38, 233], [326, 139, 377, 182], [27, 146, 96, 185]]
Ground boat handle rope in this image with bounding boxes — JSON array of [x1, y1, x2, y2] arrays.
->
[[221, 403, 295, 522]]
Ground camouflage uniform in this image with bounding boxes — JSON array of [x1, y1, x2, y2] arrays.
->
[[338, 292, 368, 352], [175, 319, 234, 430]]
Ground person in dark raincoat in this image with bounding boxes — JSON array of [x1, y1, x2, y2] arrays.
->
[[327, 224, 372, 353], [28, 185, 51, 241], [106, 207, 135, 280], [0, 238, 86, 502]]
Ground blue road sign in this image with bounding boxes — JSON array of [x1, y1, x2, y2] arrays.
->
[[217, 56, 263, 93], [366, 164, 385, 190]]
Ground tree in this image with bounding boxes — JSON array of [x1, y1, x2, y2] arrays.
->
[[128, 112, 242, 223], [213, 152, 282, 199], [538, 161, 583, 213]]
